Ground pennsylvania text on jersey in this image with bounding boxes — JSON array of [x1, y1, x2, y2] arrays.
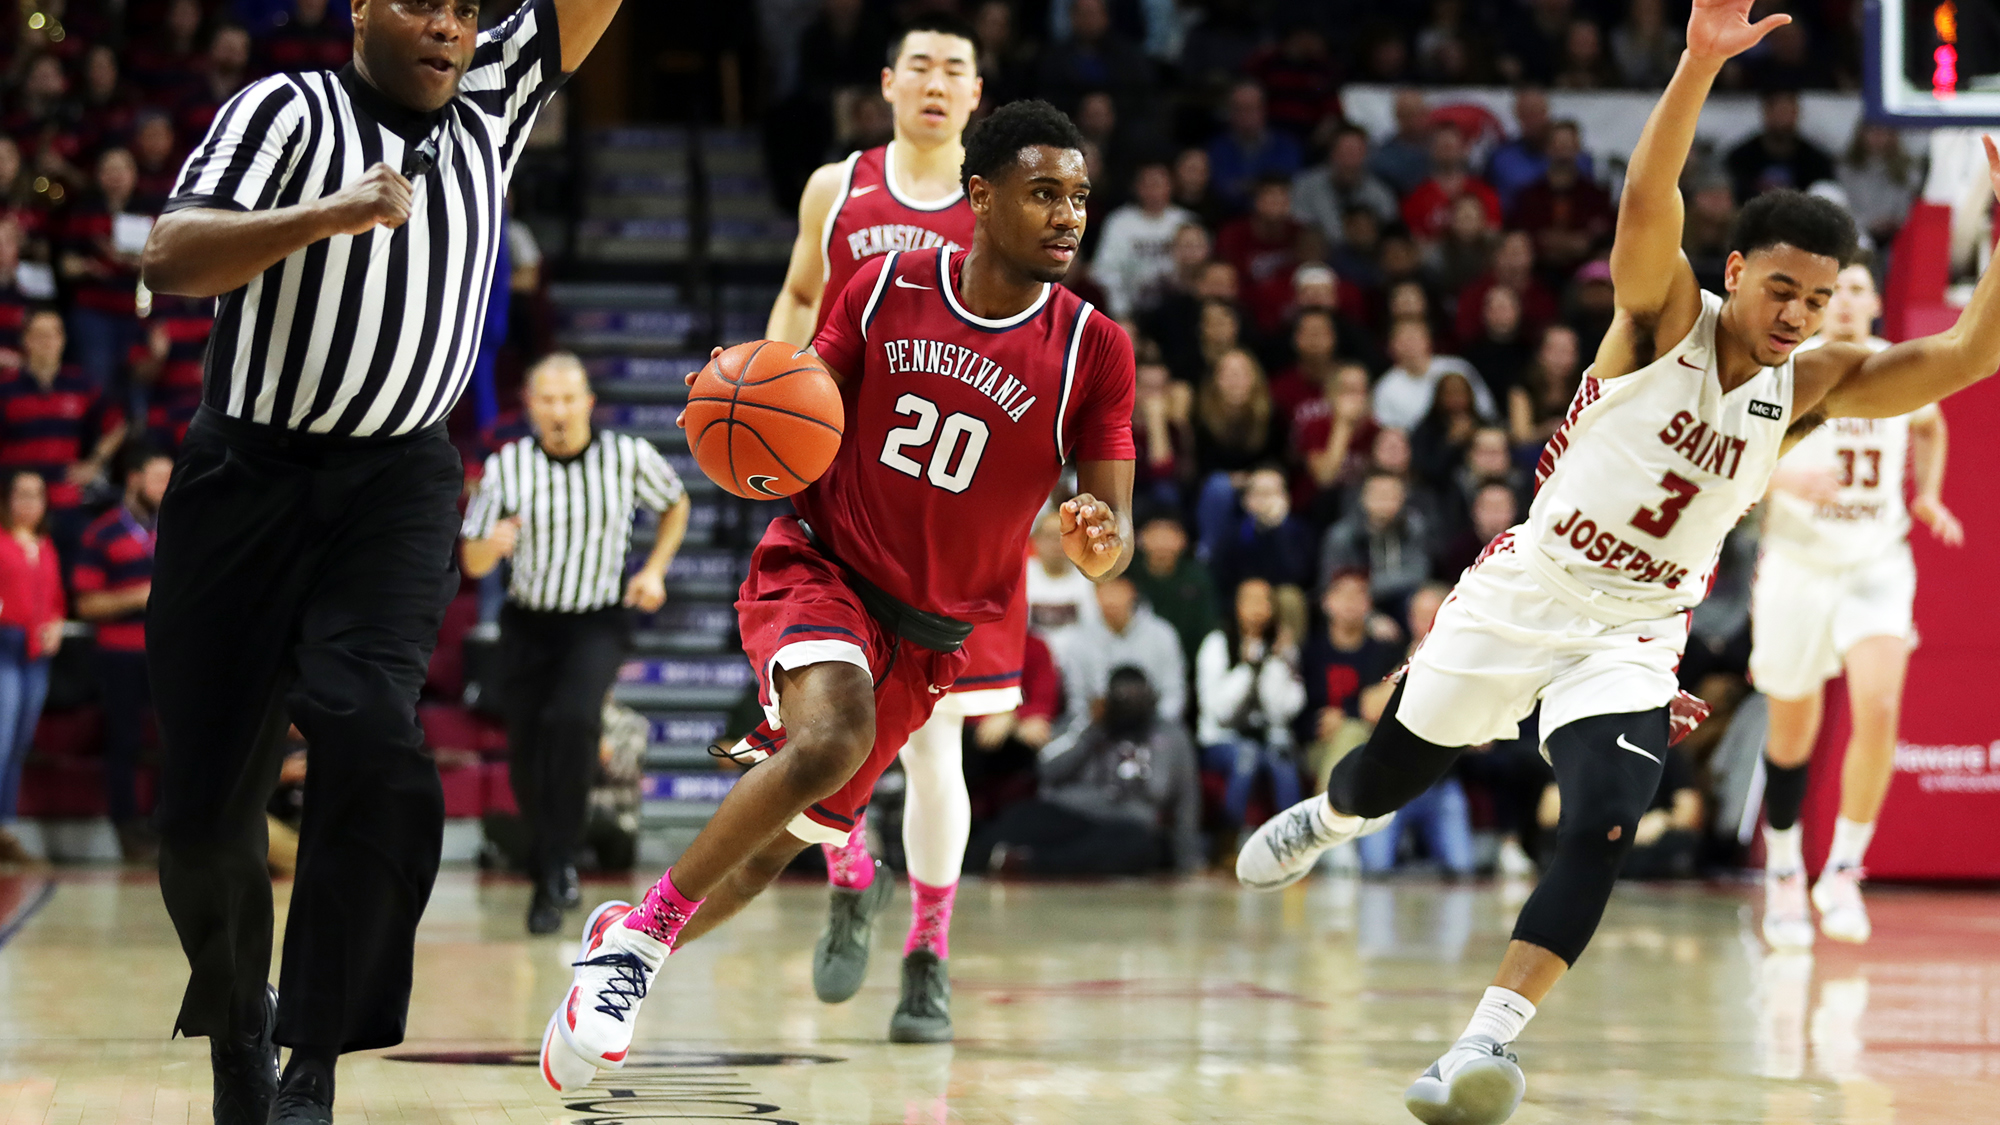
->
[[846, 225, 965, 260], [882, 337, 1039, 422]]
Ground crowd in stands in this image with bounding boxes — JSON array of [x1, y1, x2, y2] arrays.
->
[[773, 0, 1922, 878]]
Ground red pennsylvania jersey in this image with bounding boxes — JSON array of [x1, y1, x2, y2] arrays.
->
[[816, 145, 974, 336], [807, 247, 1135, 623]]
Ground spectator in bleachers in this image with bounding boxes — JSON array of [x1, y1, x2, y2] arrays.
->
[[1455, 424, 1531, 516], [0, 139, 52, 266], [1410, 370, 1487, 487], [1195, 297, 1244, 378], [971, 665, 1201, 877], [1610, 0, 1684, 88], [1291, 124, 1400, 253], [1739, 19, 1836, 92], [1327, 207, 1384, 293], [1267, 306, 1339, 431], [1146, 254, 1234, 383], [793, 0, 894, 106], [1174, 0, 1262, 102], [74, 46, 138, 160], [130, 112, 182, 212], [1027, 510, 1104, 645], [1206, 80, 1302, 215], [971, 0, 1038, 109], [1459, 286, 1532, 405], [0, 309, 125, 550], [1038, 0, 1156, 134], [1074, 92, 1133, 214], [131, 293, 213, 449], [1452, 230, 1558, 364], [1401, 125, 1501, 243], [965, 629, 1061, 820], [0, 220, 27, 366], [10, 55, 86, 192], [1302, 568, 1400, 791], [177, 22, 254, 141], [73, 444, 171, 862], [1838, 122, 1921, 251], [1508, 322, 1582, 448], [1415, 0, 1489, 84], [1356, 582, 1474, 877], [1291, 360, 1376, 519], [1681, 174, 1737, 292], [1132, 351, 1193, 511], [258, 0, 353, 75], [60, 148, 150, 394], [1192, 347, 1282, 557], [1169, 146, 1229, 231], [1369, 88, 1432, 197], [0, 468, 63, 863], [1497, 0, 1572, 85], [1288, 264, 1384, 371], [1435, 477, 1520, 581], [1056, 574, 1187, 730], [1197, 576, 1305, 840], [1511, 121, 1615, 285], [1372, 317, 1493, 432], [1484, 88, 1558, 211], [1212, 464, 1315, 596], [1128, 510, 1216, 677], [1423, 194, 1498, 298], [1093, 161, 1195, 319], [127, 0, 208, 103], [1553, 18, 1618, 90], [1724, 90, 1833, 202], [1249, 23, 1340, 142], [1320, 469, 1435, 617], [1215, 175, 1305, 334], [1360, 24, 1414, 85]]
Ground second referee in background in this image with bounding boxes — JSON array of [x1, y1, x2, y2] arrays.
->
[[462, 353, 690, 934]]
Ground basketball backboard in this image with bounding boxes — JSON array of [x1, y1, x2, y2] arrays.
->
[[1867, 0, 2000, 124]]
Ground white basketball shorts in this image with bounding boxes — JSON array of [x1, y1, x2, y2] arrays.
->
[[1748, 545, 1916, 701], [1396, 540, 1689, 749]]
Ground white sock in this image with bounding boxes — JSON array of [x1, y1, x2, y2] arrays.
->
[[1316, 792, 1361, 832], [1461, 986, 1537, 1046], [1765, 825, 1804, 875], [1826, 818, 1875, 872]]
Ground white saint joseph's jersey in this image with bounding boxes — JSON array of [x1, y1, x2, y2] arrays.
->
[[1524, 289, 1794, 613], [1763, 336, 1915, 566]]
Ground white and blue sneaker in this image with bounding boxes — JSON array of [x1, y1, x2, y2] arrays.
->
[[1405, 1035, 1527, 1125], [1236, 796, 1390, 890], [546, 901, 669, 1077]]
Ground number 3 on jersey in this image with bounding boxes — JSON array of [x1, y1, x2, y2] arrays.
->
[[880, 393, 990, 493], [1631, 471, 1700, 537]]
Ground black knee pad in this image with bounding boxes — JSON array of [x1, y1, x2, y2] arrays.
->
[[1511, 709, 1670, 965], [1325, 679, 1466, 819]]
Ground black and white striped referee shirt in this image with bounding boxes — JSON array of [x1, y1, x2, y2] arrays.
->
[[463, 431, 688, 613], [165, 0, 565, 439]]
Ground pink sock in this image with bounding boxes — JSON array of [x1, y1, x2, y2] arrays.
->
[[624, 868, 703, 949], [904, 877, 956, 959], [823, 816, 876, 890]]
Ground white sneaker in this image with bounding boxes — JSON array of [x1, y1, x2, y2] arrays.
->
[[1405, 1035, 1527, 1125], [1236, 796, 1388, 890], [1762, 870, 1815, 951], [539, 1010, 598, 1093], [551, 900, 669, 1070], [1812, 865, 1871, 943]]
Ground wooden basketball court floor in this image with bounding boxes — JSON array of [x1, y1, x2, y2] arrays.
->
[[2, 870, 1997, 1124]]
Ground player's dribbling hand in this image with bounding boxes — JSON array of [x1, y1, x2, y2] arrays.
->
[[675, 346, 727, 430], [1685, 0, 1790, 62], [1060, 493, 1124, 578], [1913, 495, 1965, 547], [322, 163, 414, 235]]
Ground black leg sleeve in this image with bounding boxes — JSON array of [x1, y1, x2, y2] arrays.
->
[[1510, 708, 1670, 966], [1324, 679, 1467, 818], [1762, 756, 1810, 831]]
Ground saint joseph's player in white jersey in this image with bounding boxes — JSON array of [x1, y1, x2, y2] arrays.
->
[[1236, 3, 2000, 1123], [764, 14, 996, 1041], [1751, 261, 1963, 951]]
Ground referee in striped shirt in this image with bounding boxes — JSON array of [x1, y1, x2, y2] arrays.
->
[[461, 353, 689, 935], [136, 1, 624, 1121]]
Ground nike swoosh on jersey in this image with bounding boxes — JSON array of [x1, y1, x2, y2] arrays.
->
[[849, 184, 880, 198], [1676, 355, 1703, 370], [1616, 734, 1662, 764], [894, 276, 932, 290]]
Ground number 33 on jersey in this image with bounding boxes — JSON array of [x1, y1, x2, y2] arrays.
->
[[801, 247, 1135, 625]]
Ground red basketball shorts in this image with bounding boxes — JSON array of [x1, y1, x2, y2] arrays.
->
[[732, 517, 969, 845]]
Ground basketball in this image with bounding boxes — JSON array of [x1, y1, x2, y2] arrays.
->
[[682, 340, 844, 498]]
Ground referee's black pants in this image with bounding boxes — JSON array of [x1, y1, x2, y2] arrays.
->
[[147, 410, 461, 1053], [498, 603, 631, 881]]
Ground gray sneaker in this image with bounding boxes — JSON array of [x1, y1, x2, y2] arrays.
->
[[1404, 1036, 1526, 1125], [811, 865, 894, 1003], [888, 950, 952, 1043]]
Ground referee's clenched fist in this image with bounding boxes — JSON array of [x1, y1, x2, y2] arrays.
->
[[324, 163, 415, 235]]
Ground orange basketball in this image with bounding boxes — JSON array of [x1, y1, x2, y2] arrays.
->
[[682, 341, 844, 499]]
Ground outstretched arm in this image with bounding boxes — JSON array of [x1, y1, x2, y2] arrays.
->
[[556, 0, 624, 71], [1598, 0, 1792, 377]]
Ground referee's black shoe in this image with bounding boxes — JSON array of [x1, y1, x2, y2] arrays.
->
[[209, 985, 278, 1125], [270, 1052, 335, 1125], [528, 880, 564, 935]]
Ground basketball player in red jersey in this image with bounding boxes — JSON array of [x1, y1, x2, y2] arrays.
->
[[540, 101, 1134, 1088], [766, 12, 1027, 1041]]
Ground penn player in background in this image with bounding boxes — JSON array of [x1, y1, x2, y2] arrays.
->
[[1234, 2, 2000, 1122], [1751, 260, 1962, 950], [765, 12, 1025, 1042], [541, 101, 1134, 1088]]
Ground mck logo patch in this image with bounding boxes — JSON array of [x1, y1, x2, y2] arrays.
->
[[1747, 400, 1784, 421]]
